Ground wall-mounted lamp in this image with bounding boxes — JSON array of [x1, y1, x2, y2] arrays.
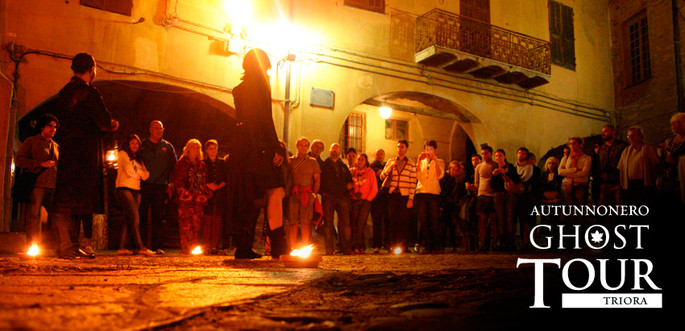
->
[[379, 106, 392, 119]]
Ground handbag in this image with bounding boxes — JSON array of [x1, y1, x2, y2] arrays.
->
[[12, 168, 47, 203], [504, 176, 525, 194]]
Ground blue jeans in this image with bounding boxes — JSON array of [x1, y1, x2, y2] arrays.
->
[[415, 193, 441, 250], [322, 194, 350, 254], [350, 199, 372, 251], [387, 192, 410, 250], [139, 183, 168, 250]]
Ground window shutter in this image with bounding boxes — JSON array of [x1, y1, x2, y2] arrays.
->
[[80, 0, 132, 16], [561, 5, 575, 67], [549, 1, 575, 70], [344, 0, 385, 14]]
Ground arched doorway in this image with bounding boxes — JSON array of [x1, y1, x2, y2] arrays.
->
[[15, 80, 236, 249], [20, 80, 236, 151], [339, 91, 481, 172]]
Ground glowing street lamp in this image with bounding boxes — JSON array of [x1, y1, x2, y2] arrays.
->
[[379, 106, 393, 119], [222, 0, 252, 33]]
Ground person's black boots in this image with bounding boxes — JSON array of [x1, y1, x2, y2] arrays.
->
[[235, 248, 262, 259], [268, 226, 289, 258], [234, 230, 262, 259]]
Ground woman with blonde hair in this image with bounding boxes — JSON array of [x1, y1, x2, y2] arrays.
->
[[171, 139, 212, 254]]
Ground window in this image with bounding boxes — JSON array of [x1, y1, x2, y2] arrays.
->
[[385, 119, 408, 140], [80, 0, 132, 16], [548, 1, 575, 70], [341, 113, 365, 153], [624, 10, 651, 86], [344, 0, 385, 14], [460, 0, 491, 58], [460, 0, 490, 23]]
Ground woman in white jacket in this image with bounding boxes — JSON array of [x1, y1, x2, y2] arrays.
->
[[116, 134, 154, 255]]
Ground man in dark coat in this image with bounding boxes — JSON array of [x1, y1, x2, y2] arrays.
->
[[320, 143, 353, 255], [51, 53, 119, 259]]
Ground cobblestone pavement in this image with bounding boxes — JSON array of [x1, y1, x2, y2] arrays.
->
[[0, 250, 671, 330]]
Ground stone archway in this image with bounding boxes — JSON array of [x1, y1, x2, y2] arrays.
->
[[15, 80, 237, 249], [19, 80, 237, 152], [356, 91, 486, 169]]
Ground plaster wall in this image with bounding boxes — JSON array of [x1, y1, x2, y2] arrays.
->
[[0, 0, 616, 229]]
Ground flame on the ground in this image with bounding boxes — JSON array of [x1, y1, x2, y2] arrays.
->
[[191, 246, 203, 255], [27, 244, 40, 256], [290, 244, 314, 258], [393, 247, 402, 255]]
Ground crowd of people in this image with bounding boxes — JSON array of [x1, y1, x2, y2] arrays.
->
[[15, 51, 685, 259]]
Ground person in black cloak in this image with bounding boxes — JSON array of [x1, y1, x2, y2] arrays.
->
[[51, 53, 119, 259], [230, 48, 289, 259]]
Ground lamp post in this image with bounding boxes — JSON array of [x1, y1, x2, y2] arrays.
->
[[283, 53, 295, 143], [283, 0, 295, 144]]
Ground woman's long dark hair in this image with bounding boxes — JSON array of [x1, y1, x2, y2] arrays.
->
[[357, 153, 370, 168], [120, 134, 143, 163], [241, 48, 271, 82]]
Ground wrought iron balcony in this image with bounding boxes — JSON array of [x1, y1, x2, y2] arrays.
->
[[415, 9, 551, 89]]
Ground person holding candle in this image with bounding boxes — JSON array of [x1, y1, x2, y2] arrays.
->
[[415, 140, 445, 254]]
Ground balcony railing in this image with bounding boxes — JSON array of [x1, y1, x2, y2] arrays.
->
[[415, 9, 551, 76]]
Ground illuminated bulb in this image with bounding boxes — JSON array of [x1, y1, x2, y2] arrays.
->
[[393, 247, 402, 255], [27, 244, 40, 256], [222, 0, 252, 28], [105, 150, 118, 162], [290, 244, 315, 258], [379, 106, 392, 119], [191, 246, 203, 255]]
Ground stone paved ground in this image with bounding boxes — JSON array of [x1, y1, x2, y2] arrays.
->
[[0, 250, 673, 330]]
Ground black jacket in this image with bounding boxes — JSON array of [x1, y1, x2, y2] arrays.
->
[[320, 157, 352, 196]]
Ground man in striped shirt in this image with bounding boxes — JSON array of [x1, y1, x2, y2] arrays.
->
[[380, 139, 417, 253]]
